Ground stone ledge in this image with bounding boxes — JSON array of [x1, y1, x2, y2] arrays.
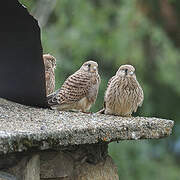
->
[[0, 98, 174, 154]]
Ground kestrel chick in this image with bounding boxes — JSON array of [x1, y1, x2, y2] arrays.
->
[[104, 64, 144, 116], [47, 61, 101, 112], [43, 54, 56, 96]]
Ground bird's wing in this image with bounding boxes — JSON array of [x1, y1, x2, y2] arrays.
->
[[103, 75, 116, 108], [107, 76, 116, 87], [138, 86, 144, 107], [47, 71, 92, 106]]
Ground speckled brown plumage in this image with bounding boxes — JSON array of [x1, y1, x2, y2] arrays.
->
[[104, 64, 144, 116], [47, 61, 100, 112], [43, 54, 56, 96]]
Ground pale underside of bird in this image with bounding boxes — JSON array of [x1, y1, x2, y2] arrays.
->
[[47, 61, 101, 112], [43, 54, 56, 96], [103, 64, 144, 117]]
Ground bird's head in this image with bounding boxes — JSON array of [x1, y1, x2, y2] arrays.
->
[[43, 54, 56, 70], [116, 64, 136, 78], [81, 60, 98, 73]]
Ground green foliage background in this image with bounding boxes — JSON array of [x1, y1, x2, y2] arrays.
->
[[20, 0, 180, 179]]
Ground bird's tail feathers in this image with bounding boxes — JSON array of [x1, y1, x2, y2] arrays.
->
[[47, 90, 59, 106], [96, 108, 105, 114]]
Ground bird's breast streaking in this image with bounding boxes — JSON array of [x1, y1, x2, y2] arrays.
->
[[104, 64, 144, 116]]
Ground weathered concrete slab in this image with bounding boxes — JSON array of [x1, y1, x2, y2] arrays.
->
[[24, 155, 40, 180], [0, 154, 39, 180], [0, 98, 174, 154]]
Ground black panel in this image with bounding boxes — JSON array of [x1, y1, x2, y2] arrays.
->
[[0, 0, 48, 107]]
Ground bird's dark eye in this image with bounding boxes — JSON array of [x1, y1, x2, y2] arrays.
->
[[88, 64, 91, 67], [125, 69, 128, 73]]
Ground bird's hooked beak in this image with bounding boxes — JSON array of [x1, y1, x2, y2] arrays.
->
[[89, 65, 97, 73], [93, 66, 97, 71], [129, 71, 134, 76]]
